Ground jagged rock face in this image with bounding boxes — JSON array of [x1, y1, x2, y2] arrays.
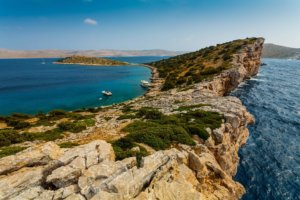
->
[[0, 38, 264, 200], [198, 38, 265, 96]]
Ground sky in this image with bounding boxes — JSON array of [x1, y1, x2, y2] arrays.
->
[[0, 0, 299, 51]]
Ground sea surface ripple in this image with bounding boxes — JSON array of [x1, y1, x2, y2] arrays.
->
[[231, 59, 300, 200]]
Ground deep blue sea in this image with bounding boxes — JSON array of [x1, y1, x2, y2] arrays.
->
[[0, 56, 166, 115], [232, 59, 300, 200]]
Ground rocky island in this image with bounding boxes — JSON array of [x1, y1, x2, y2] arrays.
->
[[0, 37, 264, 200], [55, 55, 130, 66]]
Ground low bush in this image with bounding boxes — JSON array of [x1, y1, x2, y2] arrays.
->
[[32, 128, 64, 141], [83, 118, 96, 127], [123, 121, 195, 150], [0, 129, 33, 147], [117, 114, 137, 120], [58, 121, 87, 133], [112, 137, 148, 166], [0, 146, 27, 158], [136, 107, 163, 120], [59, 142, 79, 148], [6, 120, 31, 130], [187, 125, 210, 140], [201, 67, 222, 76]]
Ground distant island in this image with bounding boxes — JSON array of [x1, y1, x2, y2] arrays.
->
[[55, 55, 130, 66], [262, 43, 300, 59], [0, 49, 185, 59]]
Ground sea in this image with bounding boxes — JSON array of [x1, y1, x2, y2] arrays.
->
[[231, 59, 300, 200], [0, 56, 166, 115]]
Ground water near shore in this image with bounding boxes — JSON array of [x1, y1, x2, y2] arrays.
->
[[0, 56, 166, 115], [232, 59, 300, 200]]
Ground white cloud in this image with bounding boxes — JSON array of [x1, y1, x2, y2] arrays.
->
[[84, 18, 98, 25]]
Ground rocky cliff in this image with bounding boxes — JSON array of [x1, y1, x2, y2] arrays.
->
[[0, 38, 264, 200]]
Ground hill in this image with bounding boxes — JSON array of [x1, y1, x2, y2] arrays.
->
[[56, 55, 129, 66], [262, 43, 300, 59], [149, 37, 263, 90]]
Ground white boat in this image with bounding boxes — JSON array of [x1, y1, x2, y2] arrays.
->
[[140, 80, 151, 88], [102, 91, 112, 96]]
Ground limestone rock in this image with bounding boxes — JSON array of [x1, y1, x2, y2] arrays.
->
[[58, 140, 115, 166], [64, 193, 86, 200], [0, 142, 63, 175], [46, 165, 82, 188], [0, 167, 44, 199]]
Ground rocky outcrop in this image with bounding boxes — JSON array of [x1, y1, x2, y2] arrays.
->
[[0, 38, 264, 200], [0, 94, 254, 200], [198, 38, 264, 96]]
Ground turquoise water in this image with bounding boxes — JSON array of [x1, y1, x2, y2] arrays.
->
[[0, 57, 165, 115], [232, 59, 300, 200]]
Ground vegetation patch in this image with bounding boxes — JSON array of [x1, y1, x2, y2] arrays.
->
[[59, 142, 79, 148], [0, 146, 27, 158], [0, 129, 33, 147], [117, 114, 137, 120], [112, 137, 148, 168], [56, 55, 129, 66], [31, 128, 65, 141], [112, 107, 223, 161]]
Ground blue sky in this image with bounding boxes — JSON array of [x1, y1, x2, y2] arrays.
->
[[0, 0, 299, 50]]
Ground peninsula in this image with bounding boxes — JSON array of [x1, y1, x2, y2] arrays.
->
[[0, 38, 264, 200], [55, 55, 130, 66]]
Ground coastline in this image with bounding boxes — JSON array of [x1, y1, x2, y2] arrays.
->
[[0, 38, 264, 200]]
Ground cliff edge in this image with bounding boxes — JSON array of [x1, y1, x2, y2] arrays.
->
[[0, 38, 264, 200]]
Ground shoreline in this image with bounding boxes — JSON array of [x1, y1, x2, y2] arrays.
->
[[52, 61, 131, 66]]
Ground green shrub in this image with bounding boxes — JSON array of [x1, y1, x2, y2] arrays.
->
[[32, 128, 64, 141], [104, 117, 112, 121], [136, 107, 163, 120], [7, 120, 31, 130], [0, 129, 33, 147], [59, 142, 79, 148], [11, 113, 32, 119], [48, 110, 68, 119], [123, 121, 195, 150], [201, 67, 222, 76], [117, 114, 137, 120], [187, 125, 210, 140], [121, 105, 134, 113], [58, 121, 87, 133], [0, 146, 27, 158], [112, 138, 148, 164], [83, 118, 96, 127]]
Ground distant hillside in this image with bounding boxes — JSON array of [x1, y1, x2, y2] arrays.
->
[[262, 43, 300, 59], [149, 38, 262, 90], [56, 55, 129, 66], [0, 49, 185, 59]]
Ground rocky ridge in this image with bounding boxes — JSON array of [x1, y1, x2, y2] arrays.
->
[[0, 38, 264, 200]]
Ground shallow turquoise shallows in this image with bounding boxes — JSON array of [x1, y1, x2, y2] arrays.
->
[[0, 56, 166, 115]]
